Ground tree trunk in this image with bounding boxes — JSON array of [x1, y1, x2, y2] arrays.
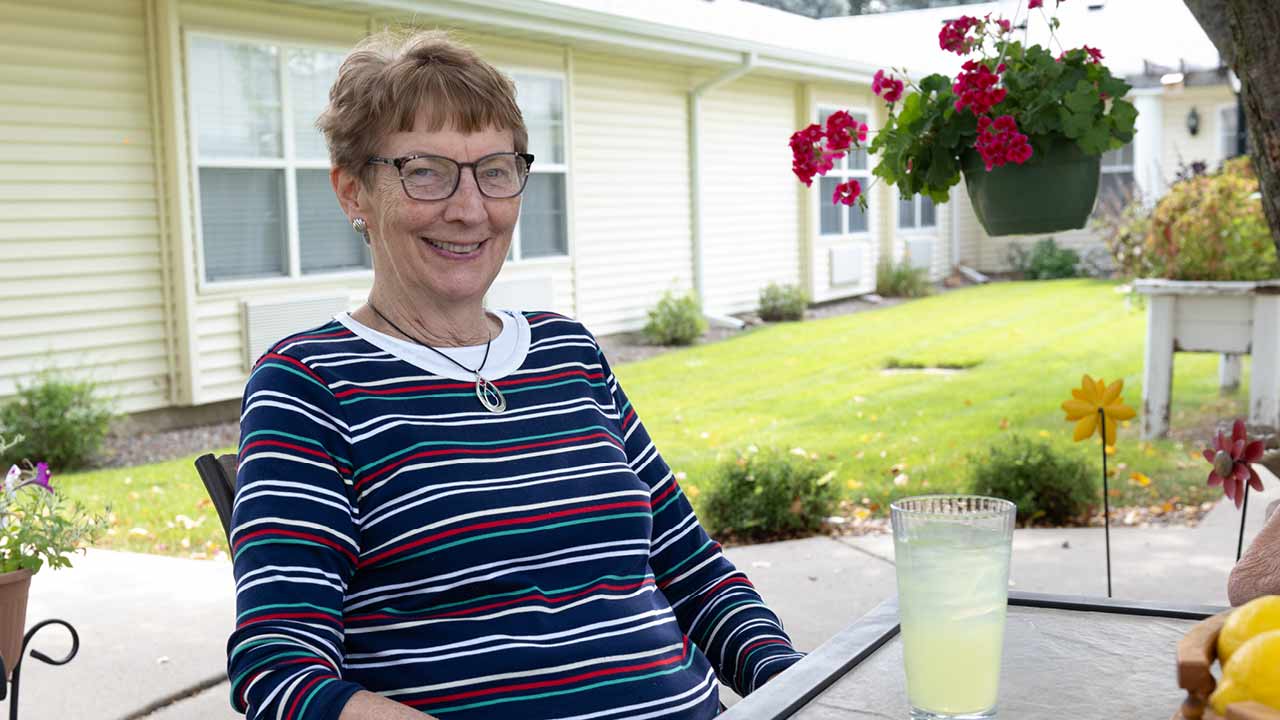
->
[[1227, 1, 1280, 256], [1185, 0, 1280, 256]]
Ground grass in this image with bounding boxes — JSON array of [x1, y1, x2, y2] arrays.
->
[[616, 279, 1239, 516], [56, 279, 1240, 558]]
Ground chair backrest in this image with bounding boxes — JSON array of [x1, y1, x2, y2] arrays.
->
[[194, 452, 237, 542]]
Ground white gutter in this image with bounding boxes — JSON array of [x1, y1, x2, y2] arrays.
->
[[689, 52, 757, 330], [313, 0, 876, 85]]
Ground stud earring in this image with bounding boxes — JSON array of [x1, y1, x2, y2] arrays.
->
[[351, 217, 368, 243]]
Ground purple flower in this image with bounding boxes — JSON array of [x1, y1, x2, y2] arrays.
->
[[32, 463, 52, 493]]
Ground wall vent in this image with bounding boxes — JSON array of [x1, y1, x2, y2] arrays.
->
[[243, 294, 351, 369], [830, 244, 864, 286], [907, 238, 934, 272]]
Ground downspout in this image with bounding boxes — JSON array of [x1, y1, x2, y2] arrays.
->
[[689, 52, 756, 329]]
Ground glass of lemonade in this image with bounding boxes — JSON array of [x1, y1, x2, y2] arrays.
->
[[890, 495, 1016, 719]]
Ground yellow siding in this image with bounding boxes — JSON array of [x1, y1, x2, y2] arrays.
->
[[699, 75, 803, 314], [0, 0, 172, 413], [571, 51, 693, 334], [1161, 84, 1235, 179]]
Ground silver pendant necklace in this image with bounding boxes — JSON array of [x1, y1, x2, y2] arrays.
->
[[366, 303, 507, 413]]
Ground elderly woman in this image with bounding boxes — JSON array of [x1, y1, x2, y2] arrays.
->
[[227, 29, 802, 720]]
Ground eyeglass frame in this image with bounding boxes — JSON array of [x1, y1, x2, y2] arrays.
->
[[366, 151, 536, 201]]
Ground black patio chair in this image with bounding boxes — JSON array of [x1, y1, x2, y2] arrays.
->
[[194, 453, 237, 542]]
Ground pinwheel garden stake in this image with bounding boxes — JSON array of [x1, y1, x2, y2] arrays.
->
[[1062, 375, 1136, 598], [1202, 419, 1266, 561]]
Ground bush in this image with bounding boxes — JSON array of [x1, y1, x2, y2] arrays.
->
[[967, 435, 1095, 526], [701, 446, 840, 542], [1007, 237, 1080, 280], [642, 290, 707, 346], [757, 283, 809, 322], [0, 373, 114, 470], [876, 258, 931, 298], [1097, 157, 1277, 281]]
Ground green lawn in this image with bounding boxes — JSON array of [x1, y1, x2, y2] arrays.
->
[[59, 279, 1239, 558]]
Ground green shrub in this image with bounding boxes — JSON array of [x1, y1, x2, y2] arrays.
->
[[0, 373, 114, 470], [967, 435, 1096, 526], [642, 290, 707, 346], [700, 446, 840, 542], [1007, 238, 1080, 280], [1097, 157, 1277, 280], [757, 283, 809, 322], [876, 258, 931, 298]]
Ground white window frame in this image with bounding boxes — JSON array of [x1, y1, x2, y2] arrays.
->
[[814, 105, 874, 239], [504, 67, 571, 265], [1218, 102, 1243, 161], [896, 193, 937, 233], [1095, 142, 1136, 216], [186, 31, 368, 291]]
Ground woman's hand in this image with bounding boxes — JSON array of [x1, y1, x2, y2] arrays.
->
[[1228, 499, 1280, 606], [339, 690, 440, 719]]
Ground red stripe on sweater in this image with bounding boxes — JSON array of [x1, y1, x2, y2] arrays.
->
[[354, 432, 622, 491], [358, 499, 651, 569], [405, 637, 689, 706]]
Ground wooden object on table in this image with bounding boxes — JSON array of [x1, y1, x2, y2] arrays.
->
[[1173, 610, 1280, 720]]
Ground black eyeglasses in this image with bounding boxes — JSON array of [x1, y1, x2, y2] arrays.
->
[[367, 152, 535, 201]]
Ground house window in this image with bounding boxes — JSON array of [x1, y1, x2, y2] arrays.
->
[[508, 73, 568, 260], [1220, 105, 1249, 159], [189, 36, 366, 283], [1095, 142, 1135, 215], [817, 108, 872, 236], [898, 195, 937, 230]]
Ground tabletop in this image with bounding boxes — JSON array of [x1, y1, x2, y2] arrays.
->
[[722, 591, 1226, 720]]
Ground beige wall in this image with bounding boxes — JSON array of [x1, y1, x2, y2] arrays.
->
[[699, 74, 803, 314], [571, 50, 695, 335], [0, 0, 173, 413]]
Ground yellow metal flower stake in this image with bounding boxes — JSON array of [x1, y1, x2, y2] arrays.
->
[[1062, 375, 1136, 598]]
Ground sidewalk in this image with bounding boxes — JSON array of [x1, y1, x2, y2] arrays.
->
[[6, 476, 1274, 719]]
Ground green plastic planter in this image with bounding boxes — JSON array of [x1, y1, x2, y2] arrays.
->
[[961, 135, 1101, 237]]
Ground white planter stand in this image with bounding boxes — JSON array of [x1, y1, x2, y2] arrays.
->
[[1135, 279, 1280, 439]]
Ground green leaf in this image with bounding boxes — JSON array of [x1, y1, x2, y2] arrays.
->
[[1079, 122, 1113, 155], [926, 142, 959, 189], [1058, 107, 1093, 139], [1109, 99, 1138, 137], [919, 73, 950, 95], [1064, 79, 1099, 114]]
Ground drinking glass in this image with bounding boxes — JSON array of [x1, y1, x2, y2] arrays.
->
[[890, 495, 1016, 719]]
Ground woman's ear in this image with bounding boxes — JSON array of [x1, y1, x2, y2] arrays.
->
[[331, 166, 366, 220]]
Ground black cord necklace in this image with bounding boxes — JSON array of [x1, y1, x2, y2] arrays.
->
[[366, 302, 507, 413]]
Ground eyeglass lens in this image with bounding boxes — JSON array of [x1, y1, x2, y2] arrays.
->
[[401, 155, 528, 200]]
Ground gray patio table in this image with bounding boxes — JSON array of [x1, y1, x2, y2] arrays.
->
[[723, 591, 1225, 719]]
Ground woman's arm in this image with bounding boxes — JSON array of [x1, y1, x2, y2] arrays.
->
[[596, 347, 804, 696], [227, 354, 365, 719], [338, 691, 438, 719], [1227, 499, 1280, 606]]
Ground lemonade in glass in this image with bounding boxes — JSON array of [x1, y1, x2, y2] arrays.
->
[[891, 495, 1016, 719]]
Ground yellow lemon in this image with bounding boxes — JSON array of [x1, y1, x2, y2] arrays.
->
[[1210, 629, 1280, 715], [1218, 595, 1280, 665]]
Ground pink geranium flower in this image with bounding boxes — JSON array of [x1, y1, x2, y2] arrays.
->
[[832, 179, 862, 206], [873, 70, 904, 104], [1203, 419, 1265, 509]]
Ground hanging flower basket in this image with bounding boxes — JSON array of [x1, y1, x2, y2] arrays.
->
[[961, 134, 1101, 236], [788, 2, 1136, 230]]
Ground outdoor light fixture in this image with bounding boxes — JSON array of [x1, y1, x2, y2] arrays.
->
[[1160, 72, 1185, 86], [1187, 107, 1201, 136]]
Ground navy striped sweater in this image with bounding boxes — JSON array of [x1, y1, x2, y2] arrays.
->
[[227, 311, 802, 719]]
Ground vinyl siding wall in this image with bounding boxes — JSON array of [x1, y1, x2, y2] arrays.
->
[[0, 0, 172, 413], [571, 50, 694, 335], [698, 74, 803, 314]]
